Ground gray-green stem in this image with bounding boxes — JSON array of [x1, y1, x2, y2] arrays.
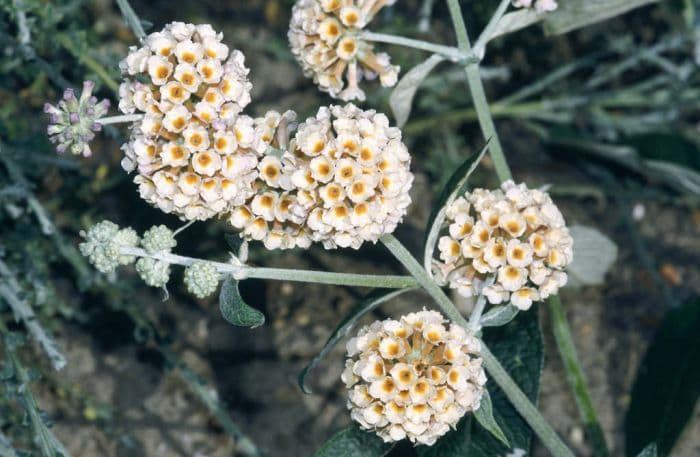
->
[[116, 0, 146, 41], [446, 0, 513, 182], [118, 245, 417, 289], [96, 114, 144, 126], [379, 233, 574, 457], [360, 31, 476, 63], [546, 298, 610, 456], [472, 0, 512, 59]]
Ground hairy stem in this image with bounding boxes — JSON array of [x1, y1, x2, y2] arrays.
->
[[96, 114, 144, 125], [446, 0, 513, 182], [379, 234, 574, 457], [116, 0, 146, 41], [360, 31, 475, 62], [472, 0, 512, 58], [546, 298, 610, 456], [119, 246, 418, 289]]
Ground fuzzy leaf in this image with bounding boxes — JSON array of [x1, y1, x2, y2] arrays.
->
[[625, 298, 700, 457], [480, 304, 520, 328], [473, 390, 510, 447], [490, 10, 546, 41], [636, 443, 658, 457], [298, 288, 414, 394], [390, 54, 445, 127], [567, 225, 618, 287], [219, 276, 265, 328], [315, 426, 393, 457], [416, 307, 543, 456], [544, 0, 660, 35], [423, 142, 489, 276]]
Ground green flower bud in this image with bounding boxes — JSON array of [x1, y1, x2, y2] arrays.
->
[[79, 220, 139, 274], [141, 225, 177, 254], [135, 258, 170, 288], [184, 261, 219, 299]]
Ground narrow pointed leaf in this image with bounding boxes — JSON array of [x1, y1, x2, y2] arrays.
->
[[489, 10, 545, 42], [390, 54, 445, 127], [544, 0, 659, 36], [480, 304, 520, 328], [625, 298, 700, 457], [423, 142, 489, 275], [298, 288, 415, 394], [315, 426, 393, 457], [636, 443, 658, 457], [473, 390, 510, 447], [219, 276, 265, 328], [567, 225, 618, 287]]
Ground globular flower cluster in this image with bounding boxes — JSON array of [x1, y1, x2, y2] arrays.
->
[[289, 0, 400, 101], [230, 104, 413, 249], [118, 22, 257, 221], [135, 225, 177, 288], [184, 261, 220, 298], [512, 0, 558, 13], [78, 221, 138, 273], [343, 310, 486, 445], [435, 181, 573, 310], [44, 81, 110, 157]]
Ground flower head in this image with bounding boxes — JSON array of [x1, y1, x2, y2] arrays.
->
[[230, 104, 413, 249], [344, 310, 486, 445], [118, 22, 257, 221], [289, 0, 400, 101], [434, 181, 574, 309], [44, 81, 110, 157]]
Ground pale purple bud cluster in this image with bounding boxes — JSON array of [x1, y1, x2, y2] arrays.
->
[[44, 81, 110, 157]]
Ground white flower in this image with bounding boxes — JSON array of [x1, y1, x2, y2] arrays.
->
[[288, 0, 401, 101], [118, 22, 255, 221], [345, 310, 485, 445], [434, 181, 574, 307]]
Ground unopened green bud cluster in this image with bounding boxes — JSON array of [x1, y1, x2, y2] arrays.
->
[[184, 261, 220, 299], [136, 225, 177, 288], [79, 221, 138, 273]]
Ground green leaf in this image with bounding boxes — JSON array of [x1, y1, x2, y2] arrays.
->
[[298, 288, 414, 394], [489, 10, 545, 42], [473, 390, 510, 447], [625, 298, 700, 457], [567, 225, 618, 287], [315, 426, 393, 457], [480, 304, 520, 328], [636, 443, 658, 457], [224, 233, 244, 253], [389, 54, 445, 127], [423, 142, 489, 276], [218, 276, 265, 328], [544, 0, 660, 35], [416, 307, 543, 456]]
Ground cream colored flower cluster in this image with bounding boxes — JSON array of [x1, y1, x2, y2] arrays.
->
[[118, 22, 257, 221], [289, 0, 400, 101], [512, 0, 558, 13], [230, 104, 413, 249], [343, 310, 486, 445], [435, 181, 573, 310]]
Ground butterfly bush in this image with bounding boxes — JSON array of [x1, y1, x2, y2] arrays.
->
[[289, 0, 400, 101], [343, 310, 486, 445], [434, 181, 573, 310], [230, 103, 414, 249], [118, 22, 258, 221]]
